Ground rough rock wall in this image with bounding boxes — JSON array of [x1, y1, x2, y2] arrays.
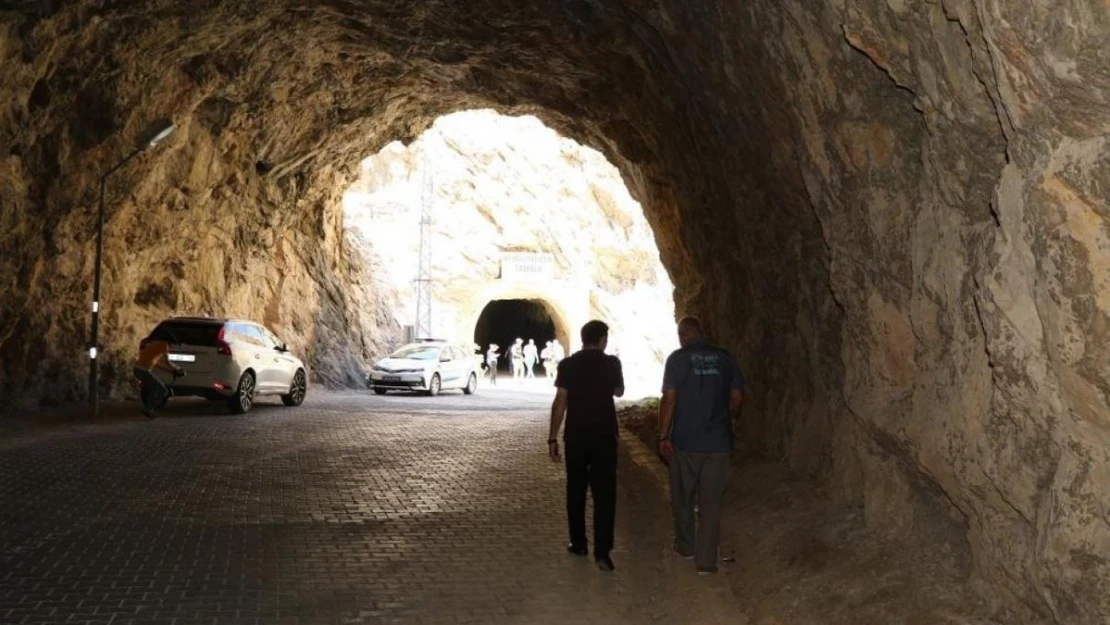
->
[[718, 3, 1110, 622], [0, 0, 1107, 621], [0, 4, 406, 405]]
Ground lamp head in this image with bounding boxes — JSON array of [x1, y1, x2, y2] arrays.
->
[[137, 119, 176, 150]]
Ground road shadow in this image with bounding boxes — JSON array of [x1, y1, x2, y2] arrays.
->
[[153, 396, 291, 419]]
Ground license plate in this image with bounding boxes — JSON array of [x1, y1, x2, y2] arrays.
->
[[384, 375, 401, 382], [168, 353, 196, 363]]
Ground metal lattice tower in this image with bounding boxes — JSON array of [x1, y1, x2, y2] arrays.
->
[[413, 151, 434, 339]]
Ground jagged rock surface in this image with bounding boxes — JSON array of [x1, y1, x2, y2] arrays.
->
[[0, 1, 1107, 621]]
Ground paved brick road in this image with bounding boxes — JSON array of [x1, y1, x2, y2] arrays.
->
[[0, 390, 741, 625]]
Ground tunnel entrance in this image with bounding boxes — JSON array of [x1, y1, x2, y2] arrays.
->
[[0, 1, 1101, 619], [342, 110, 676, 393], [473, 299, 568, 373]]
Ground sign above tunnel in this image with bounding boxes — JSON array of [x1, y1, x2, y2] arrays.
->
[[500, 252, 555, 281]]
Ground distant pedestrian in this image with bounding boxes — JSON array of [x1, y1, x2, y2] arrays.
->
[[657, 317, 743, 575], [511, 338, 525, 380], [486, 343, 500, 385], [548, 320, 624, 572], [524, 339, 538, 378], [540, 341, 555, 378], [552, 339, 565, 366]]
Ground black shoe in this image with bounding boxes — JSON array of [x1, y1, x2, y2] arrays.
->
[[595, 555, 615, 572], [142, 409, 157, 420], [567, 543, 588, 557]]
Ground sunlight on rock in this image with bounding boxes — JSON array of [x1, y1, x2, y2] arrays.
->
[[343, 110, 675, 398]]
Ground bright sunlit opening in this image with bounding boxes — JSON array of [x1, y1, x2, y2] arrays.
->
[[343, 110, 675, 399]]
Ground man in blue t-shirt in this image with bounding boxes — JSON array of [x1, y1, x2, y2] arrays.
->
[[657, 316, 743, 575]]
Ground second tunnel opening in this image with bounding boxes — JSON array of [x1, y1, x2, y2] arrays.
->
[[472, 298, 565, 374]]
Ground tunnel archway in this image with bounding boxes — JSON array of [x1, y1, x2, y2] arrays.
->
[[473, 299, 570, 373], [342, 109, 675, 382], [2, 2, 1108, 619]]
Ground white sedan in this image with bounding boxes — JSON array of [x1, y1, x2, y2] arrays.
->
[[368, 341, 479, 396]]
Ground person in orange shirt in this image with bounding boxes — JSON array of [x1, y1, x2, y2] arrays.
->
[[134, 335, 183, 419]]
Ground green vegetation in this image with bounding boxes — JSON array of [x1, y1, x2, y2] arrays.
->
[[618, 396, 660, 412]]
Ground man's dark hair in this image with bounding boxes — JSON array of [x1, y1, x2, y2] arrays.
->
[[580, 320, 609, 346], [677, 316, 703, 336]]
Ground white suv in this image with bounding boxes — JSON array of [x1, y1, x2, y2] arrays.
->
[[141, 317, 307, 413], [368, 341, 479, 396]]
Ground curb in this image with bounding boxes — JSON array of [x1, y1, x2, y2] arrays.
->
[[619, 427, 669, 490]]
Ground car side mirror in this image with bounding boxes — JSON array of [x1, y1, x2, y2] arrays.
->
[[440, 356, 451, 363], [276, 344, 287, 353]]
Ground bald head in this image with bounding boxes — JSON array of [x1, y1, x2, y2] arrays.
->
[[677, 316, 703, 347]]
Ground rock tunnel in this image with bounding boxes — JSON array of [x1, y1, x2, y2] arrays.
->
[[0, 1, 1107, 621], [473, 299, 568, 374]]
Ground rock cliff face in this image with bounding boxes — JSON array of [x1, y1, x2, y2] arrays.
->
[[0, 1, 1106, 621]]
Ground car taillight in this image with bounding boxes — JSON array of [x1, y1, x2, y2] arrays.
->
[[216, 326, 232, 356]]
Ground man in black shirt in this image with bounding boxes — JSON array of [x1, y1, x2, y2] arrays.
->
[[548, 320, 625, 572]]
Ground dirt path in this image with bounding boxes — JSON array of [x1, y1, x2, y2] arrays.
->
[[620, 405, 1008, 625]]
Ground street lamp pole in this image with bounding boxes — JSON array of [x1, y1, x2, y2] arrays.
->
[[87, 120, 176, 417]]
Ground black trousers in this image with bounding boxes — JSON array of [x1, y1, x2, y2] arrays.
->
[[134, 367, 168, 411], [564, 436, 617, 557]]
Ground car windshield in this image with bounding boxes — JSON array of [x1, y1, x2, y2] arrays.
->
[[389, 345, 441, 360]]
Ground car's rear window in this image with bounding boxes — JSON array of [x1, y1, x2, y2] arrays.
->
[[149, 321, 223, 346]]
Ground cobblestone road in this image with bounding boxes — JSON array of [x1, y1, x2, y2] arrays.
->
[[0, 389, 741, 625]]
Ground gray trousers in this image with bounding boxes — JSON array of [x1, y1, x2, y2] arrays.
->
[[669, 449, 730, 571]]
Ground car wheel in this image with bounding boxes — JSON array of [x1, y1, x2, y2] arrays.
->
[[426, 373, 441, 397], [463, 372, 477, 395], [281, 369, 307, 407], [373, 388, 388, 395], [227, 371, 256, 414]]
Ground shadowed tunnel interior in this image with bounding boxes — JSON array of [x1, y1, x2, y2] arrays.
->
[[0, 1, 1108, 622], [473, 299, 562, 373]]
